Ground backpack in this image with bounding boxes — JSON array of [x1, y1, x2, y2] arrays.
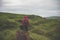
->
[[24, 20, 28, 26]]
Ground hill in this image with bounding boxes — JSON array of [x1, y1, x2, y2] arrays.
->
[[46, 16, 60, 19], [0, 12, 60, 40]]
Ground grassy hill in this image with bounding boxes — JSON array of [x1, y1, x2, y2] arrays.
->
[[46, 16, 60, 19], [0, 12, 60, 40]]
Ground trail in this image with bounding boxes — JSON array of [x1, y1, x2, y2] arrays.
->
[[16, 31, 32, 40]]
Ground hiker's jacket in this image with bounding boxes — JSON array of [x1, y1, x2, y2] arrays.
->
[[22, 19, 30, 27], [22, 16, 30, 27]]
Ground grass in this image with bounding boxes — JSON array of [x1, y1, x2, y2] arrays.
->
[[0, 12, 60, 40]]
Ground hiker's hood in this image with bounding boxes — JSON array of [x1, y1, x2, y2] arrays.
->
[[24, 16, 28, 20]]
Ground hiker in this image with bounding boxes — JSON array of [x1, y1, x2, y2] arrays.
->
[[22, 16, 30, 40], [22, 16, 30, 32], [16, 16, 30, 40]]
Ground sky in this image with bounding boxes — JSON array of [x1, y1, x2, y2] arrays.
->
[[0, 0, 60, 17]]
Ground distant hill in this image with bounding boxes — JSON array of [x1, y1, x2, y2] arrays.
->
[[46, 16, 60, 19]]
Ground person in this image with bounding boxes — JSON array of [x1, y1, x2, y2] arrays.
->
[[22, 16, 30, 32], [16, 16, 30, 40], [22, 16, 30, 40]]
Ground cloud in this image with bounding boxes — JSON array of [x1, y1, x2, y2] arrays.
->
[[0, 0, 60, 17]]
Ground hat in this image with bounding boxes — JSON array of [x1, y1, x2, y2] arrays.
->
[[24, 16, 28, 18]]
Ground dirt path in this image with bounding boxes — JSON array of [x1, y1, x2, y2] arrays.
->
[[16, 31, 31, 40]]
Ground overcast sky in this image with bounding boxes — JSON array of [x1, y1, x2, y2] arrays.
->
[[0, 0, 60, 17]]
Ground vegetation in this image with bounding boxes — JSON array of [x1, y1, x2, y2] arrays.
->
[[0, 12, 60, 40], [46, 16, 60, 19]]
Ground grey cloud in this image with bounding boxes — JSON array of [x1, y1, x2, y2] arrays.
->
[[0, 0, 2, 7], [0, 0, 60, 17]]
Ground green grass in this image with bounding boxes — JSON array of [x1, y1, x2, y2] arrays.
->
[[30, 32, 51, 40], [0, 12, 60, 40]]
